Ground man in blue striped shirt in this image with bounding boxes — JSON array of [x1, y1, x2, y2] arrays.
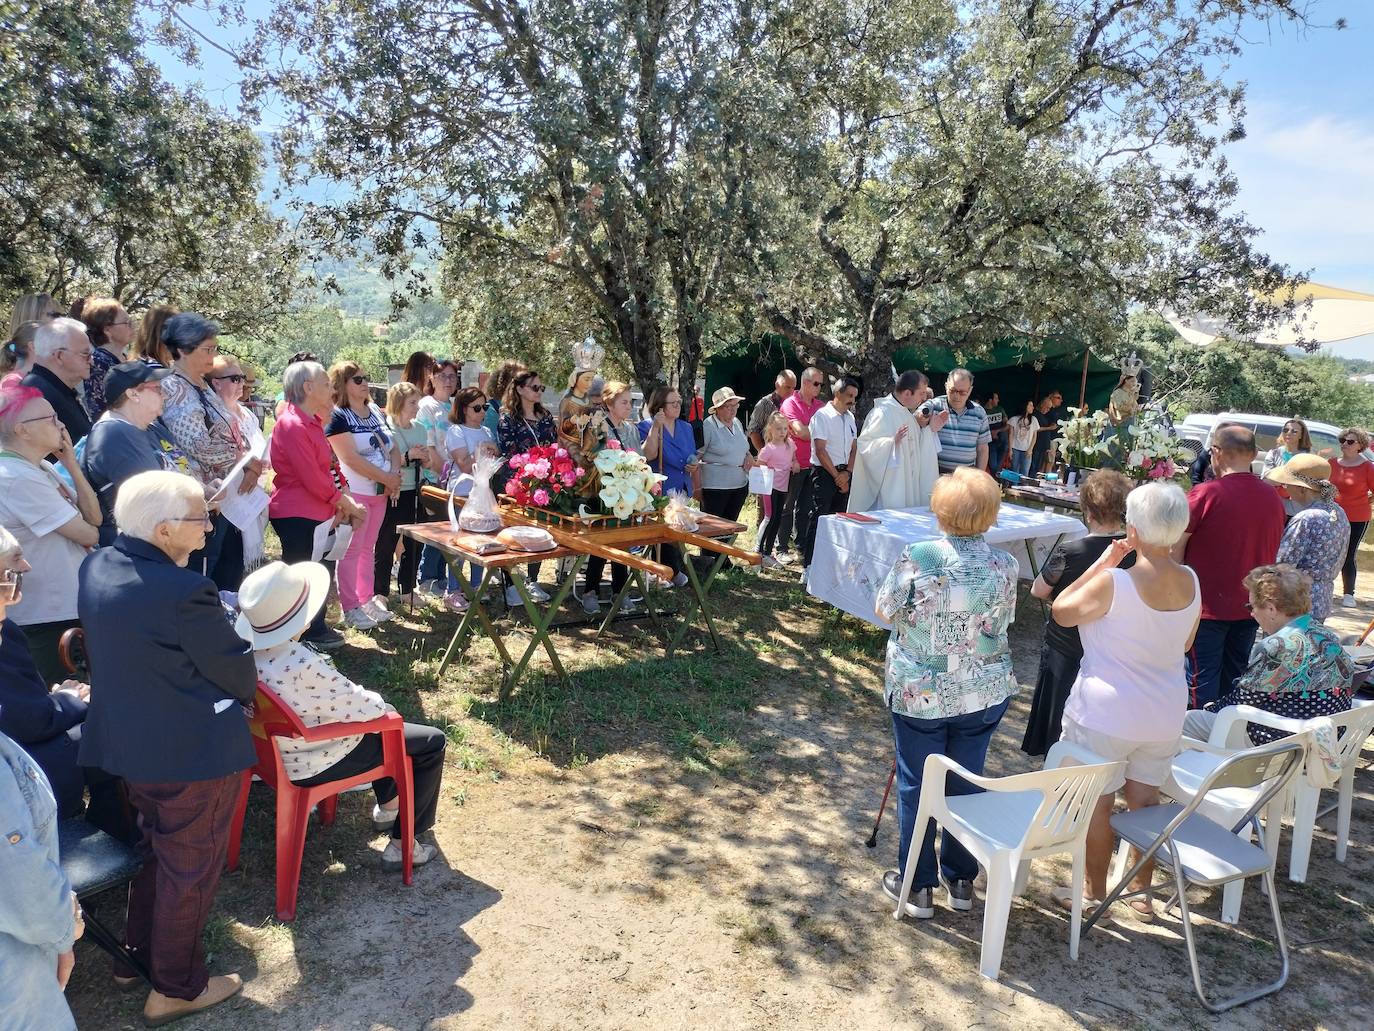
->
[[931, 369, 990, 473]]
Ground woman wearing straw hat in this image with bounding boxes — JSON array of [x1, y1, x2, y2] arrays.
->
[[696, 386, 756, 525], [237, 561, 447, 869], [1265, 453, 1350, 623]]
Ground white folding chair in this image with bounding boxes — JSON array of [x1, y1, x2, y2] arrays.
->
[[891, 741, 1125, 980], [1086, 738, 1306, 1013]]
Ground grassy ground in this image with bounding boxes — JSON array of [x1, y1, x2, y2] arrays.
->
[[62, 515, 1374, 1030]]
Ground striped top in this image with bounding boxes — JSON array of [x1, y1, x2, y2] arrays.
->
[[933, 398, 991, 470]]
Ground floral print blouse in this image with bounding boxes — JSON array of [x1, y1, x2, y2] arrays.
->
[[876, 534, 1020, 720], [253, 641, 389, 781], [1206, 615, 1354, 744], [1276, 500, 1349, 622], [496, 409, 557, 457], [160, 371, 242, 486]]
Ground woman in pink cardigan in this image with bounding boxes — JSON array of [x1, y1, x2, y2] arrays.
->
[[267, 361, 364, 650]]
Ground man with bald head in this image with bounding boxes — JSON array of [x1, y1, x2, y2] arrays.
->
[[748, 369, 797, 452], [1173, 424, 1285, 704]]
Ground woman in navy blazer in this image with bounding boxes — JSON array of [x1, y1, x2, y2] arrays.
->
[[76, 471, 255, 1025]]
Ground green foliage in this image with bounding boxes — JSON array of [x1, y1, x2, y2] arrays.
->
[[0, 0, 301, 333], [1125, 313, 1374, 429]]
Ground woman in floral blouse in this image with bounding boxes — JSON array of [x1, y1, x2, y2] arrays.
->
[[1183, 564, 1353, 745], [875, 467, 1019, 920], [1265, 453, 1349, 622]]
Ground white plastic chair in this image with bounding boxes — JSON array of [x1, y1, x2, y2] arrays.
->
[[891, 741, 1125, 980]]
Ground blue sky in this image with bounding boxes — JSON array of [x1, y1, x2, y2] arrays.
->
[[157, 1, 1374, 353]]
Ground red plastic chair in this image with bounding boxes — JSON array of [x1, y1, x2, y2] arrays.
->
[[226, 682, 414, 921]]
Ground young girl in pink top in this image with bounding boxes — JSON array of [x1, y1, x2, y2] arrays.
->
[[755, 413, 800, 567]]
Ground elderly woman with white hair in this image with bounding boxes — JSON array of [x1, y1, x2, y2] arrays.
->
[[877, 468, 1020, 920], [1052, 481, 1200, 919], [268, 360, 366, 651], [77, 470, 255, 1025], [0, 383, 101, 684]]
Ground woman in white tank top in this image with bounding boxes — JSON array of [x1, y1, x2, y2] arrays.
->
[[1051, 482, 1201, 918]]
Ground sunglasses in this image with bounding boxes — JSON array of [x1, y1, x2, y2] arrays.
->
[[524, 383, 546, 393], [349, 375, 368, 386], [1341, 437, 1358, 445], [214, 373, 246, 384], [467, 403, 485, 412]]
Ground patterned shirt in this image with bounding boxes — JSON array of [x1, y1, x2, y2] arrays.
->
[[1207, 615, 1354, 744], [1276, 500, 1349, 622], [932, 398, 991, 471], [84, 345, 123, 421], [160, 371, 242, 486], [253, 641, 389, 781], [496, 409, 557, 457], [876, 534, 1020, 720]]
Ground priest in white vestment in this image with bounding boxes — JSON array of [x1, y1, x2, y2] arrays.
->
[[849, 371, 947, 511]]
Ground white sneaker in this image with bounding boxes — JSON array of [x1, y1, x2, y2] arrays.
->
[[505, 585, 525, 607], [1342, 594, 1357, 608], [381, 839, 436, 869], [776, 551, 795, 566], [581, 592, 601, 615], [761, 554, 780, 569], [443, 591, 469, 613], [365, 597, 395, 623], [343, 607, 379, 630], [671, 572, 689, 588], [527, 582, 551, 603]]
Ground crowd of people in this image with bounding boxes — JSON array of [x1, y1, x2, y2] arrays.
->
[[2, 292, 1370, 1022]]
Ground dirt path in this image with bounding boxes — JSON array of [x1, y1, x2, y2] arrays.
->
[[65, 553, 1374, 1030]]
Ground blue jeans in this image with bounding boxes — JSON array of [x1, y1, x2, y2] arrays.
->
[[1187, 618, 1258, 707], [987, 436, 1007, 473], [1010, 449, 1031, 475], [892, 699, 1010, 888]]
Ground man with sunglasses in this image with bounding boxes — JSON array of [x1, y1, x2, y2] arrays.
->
[[22, 317, 93, 444], [1172, 425, 1284, 705]]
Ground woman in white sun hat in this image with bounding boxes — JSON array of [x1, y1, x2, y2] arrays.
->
[[696, 386, 756, 524], [236, 560, 447, 870]]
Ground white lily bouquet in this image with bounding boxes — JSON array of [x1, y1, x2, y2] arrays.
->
[[1057, 407, 1113, 469], [590, 441, 668, 521], [1120, 408, 1194, 483]]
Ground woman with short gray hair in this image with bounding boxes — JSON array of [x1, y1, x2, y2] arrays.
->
[[268, 360, 365, 650], [1052, 481, 1200, 918]]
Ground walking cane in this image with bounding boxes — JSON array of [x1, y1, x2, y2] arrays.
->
[[864, 761, 897, 849]]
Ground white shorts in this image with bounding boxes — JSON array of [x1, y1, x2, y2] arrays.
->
[[1060, 718, 1179, 794]]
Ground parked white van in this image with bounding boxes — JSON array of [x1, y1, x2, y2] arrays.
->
[[1177, 412, 1342, 473]]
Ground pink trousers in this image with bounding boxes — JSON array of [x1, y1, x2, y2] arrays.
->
[[338, 491, 386, 610]]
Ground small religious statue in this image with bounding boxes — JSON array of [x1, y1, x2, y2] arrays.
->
[[558, 334, 606, 464], [1108, 352, 1144, 426]]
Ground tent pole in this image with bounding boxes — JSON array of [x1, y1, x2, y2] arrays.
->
[[1078, 347, 1090, 410]]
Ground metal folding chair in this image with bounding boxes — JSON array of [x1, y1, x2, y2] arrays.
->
[[1083, 737, 1305, 1013]]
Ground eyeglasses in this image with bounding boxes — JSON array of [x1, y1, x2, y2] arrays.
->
[[194, 342, 220, 354], [20, 413, 59, 428], [58, 347, 94, 361], [665, 398, 682, 406], [169, 513, 214, 528], [0, 569, 23, 597], [213, 374, 246, 384], [109, 319, 133, 328], [349, 375, 368, 386]]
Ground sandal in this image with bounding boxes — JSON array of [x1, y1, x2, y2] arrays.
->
[[1051, 885, 1102, 912]]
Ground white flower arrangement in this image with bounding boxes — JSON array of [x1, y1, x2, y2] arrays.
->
[[1120, 408, 1194, 483], [1057, 407, 1113, 468], [591, 443, 667, 520]]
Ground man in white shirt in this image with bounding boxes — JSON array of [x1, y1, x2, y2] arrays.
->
[[800, 375, 861, 578], [849, 370, 948, 512]]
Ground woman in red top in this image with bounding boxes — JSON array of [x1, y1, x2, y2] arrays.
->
[[268, 360, 365, 649], [1328, 427, 1374, 608]]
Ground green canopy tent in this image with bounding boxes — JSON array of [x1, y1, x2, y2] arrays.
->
[[705, 335, 1119, 413]]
